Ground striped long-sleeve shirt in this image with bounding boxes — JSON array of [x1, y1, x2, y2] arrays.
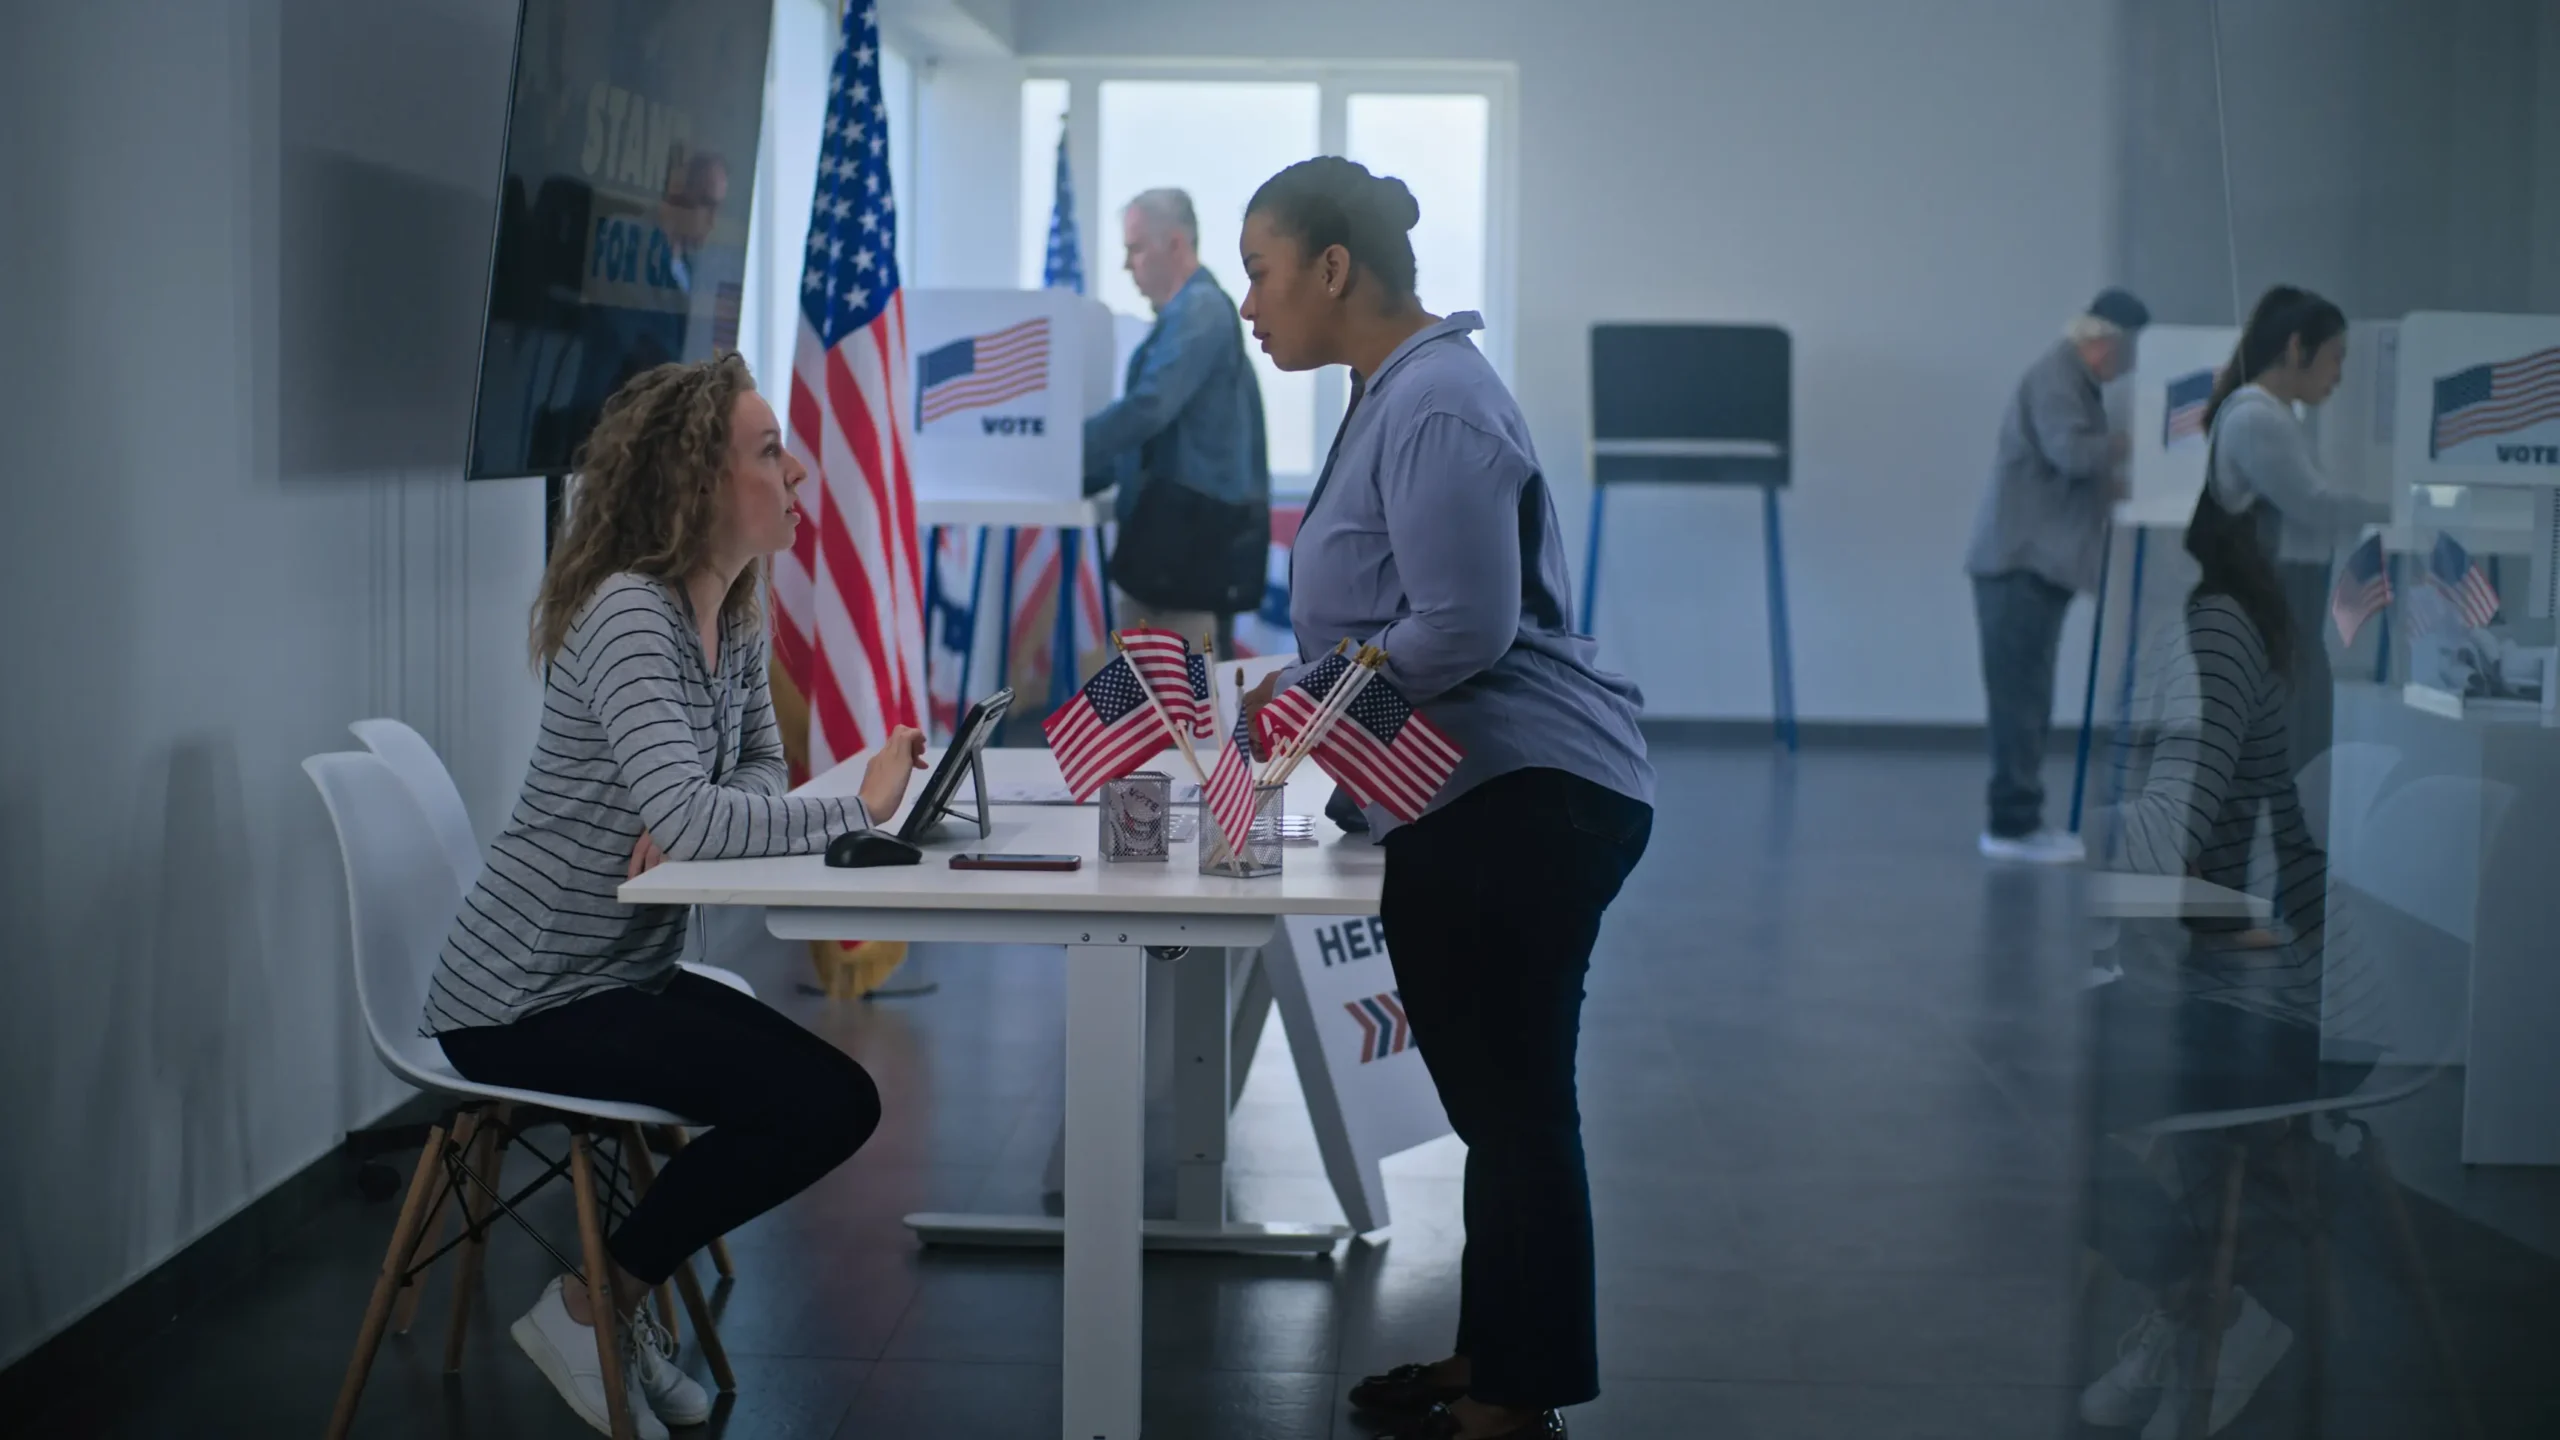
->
[[423, 573, 869, 1034], [2089, 593, 2363, 1028]]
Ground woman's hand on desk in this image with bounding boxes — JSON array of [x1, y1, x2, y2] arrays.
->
[[859, 726, 929, 825], [628, 830, 667, 879]]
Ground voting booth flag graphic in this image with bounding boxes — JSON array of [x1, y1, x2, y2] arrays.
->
[[915, 317, 1051, 427], [2430, 345, 2560, 460], [2162, 367, 2213, 448]]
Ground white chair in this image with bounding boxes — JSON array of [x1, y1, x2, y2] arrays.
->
[[305, 750, 736, 1440], [350, 718, 750, 1300], [349, 718, 758, 1001], [2098, 882, 2485, 1438]]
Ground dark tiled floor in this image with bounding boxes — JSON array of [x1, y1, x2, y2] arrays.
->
[[30, 746, 2560, 1438]]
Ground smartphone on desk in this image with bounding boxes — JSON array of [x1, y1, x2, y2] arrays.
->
[[949, 853, 1083, 872]]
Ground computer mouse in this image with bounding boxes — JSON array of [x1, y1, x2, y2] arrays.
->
[[826, 830, 922, 868]]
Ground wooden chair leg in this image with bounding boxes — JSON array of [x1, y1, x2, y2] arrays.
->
[[613, 1123, 683, 1345], [668, 1238, 738, 1394], [443, 1104, 510, 1373], [662, 1127, 736, 1279], [569, 1132, 640, 1440], [2182, 1141, 2250, 1440], [388, 1109, 478, 1336], [325, 1122, 449, 1440], [2364, 1133, 2483, 1440], [623, 1123, 736, 1395]]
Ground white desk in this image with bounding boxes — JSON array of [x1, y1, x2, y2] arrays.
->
[[2083, 871, 2274, 922], [623, 747, 1382, 1440]]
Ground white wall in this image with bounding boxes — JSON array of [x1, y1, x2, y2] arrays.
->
[[992, 0, 2114, 723], [0, 0, 544, 1368]]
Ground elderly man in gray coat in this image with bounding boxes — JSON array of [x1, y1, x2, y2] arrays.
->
[[1963, 288, 2148, 863]]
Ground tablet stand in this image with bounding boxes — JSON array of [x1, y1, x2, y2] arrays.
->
[[912, 749, 993, 840]]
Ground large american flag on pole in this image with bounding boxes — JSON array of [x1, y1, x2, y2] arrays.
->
[[771, 2, 924, 780]]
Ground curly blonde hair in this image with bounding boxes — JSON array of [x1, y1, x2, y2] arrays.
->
[[532, 353, 764, 663]]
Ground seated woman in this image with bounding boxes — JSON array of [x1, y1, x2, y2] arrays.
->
[[424, 353, 925, 1438], [2076, 488, 2369, 1438]]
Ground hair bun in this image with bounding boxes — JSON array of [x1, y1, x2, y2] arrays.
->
[[1375, 174, 1420, 231]]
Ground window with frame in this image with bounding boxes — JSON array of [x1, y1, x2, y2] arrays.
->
[[1021, 64, 1513, 493]]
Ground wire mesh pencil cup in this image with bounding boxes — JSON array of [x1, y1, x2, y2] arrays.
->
[[1199, 783, 1286, 878]]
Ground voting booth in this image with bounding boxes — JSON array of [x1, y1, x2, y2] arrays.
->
[[1584, 323, 1798, 748], [2123, 324, 2239, 524], [2067, 326, 2235, 828], [904, 289, 1120, 725]]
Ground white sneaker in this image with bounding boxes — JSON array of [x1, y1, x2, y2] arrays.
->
[[510, 1276, 671, 1440], [2080, 1309, 2178, 1427], [626, 1304, 714, 1427], [2140, 1289, 2294, 1439], [1979, 829, 2086, 864]]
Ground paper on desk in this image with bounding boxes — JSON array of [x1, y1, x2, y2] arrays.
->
[[986, 775, 1203, 805]]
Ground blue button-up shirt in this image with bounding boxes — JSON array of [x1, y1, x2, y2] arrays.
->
[[1285, 312, 1654, 838], [1083, 268, 1268, 524]]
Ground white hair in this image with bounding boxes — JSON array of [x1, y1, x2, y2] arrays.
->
[[2065, 313, 2126, 346], [1124, 188, 1198, 247]]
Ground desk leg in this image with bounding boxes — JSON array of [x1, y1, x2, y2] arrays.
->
[[1173, 947, 1231, 1225], [1062, 942, 1146, 1440]]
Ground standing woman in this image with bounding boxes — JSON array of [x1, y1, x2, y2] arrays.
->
[[1238, 158, 1655, 1440], [426, 354, 926, 1438], [2200, 285, 2387, 772]]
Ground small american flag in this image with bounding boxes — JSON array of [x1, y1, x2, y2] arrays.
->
[[1186, 649, 1215, 739], [1261, 652, 1464, 822], [916, 316, 1051, 427], [2328, 533, 2391, 647], [1117, 626, 1202, 735], [1203, 688, 1259, 864], [1041, 652, 1170, 799], [2427, 531, 2499, 629], [2162, 368, 2213, 447]]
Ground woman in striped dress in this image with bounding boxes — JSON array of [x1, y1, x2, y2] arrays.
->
[[2075, 489, 2369, 1437], [426, 354, 925, 1438]]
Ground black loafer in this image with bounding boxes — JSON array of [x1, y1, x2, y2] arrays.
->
[[1348, 1363, 1468, 1416], [1381, 1404, 1568, 1440]]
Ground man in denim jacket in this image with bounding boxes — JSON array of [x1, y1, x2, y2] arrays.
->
[[1083, 188, 1270, 648]]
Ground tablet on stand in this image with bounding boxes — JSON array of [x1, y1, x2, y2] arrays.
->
[[898, 688, 1014, 845]]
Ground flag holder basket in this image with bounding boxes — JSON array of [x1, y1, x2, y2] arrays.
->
[[1199, 784, 1287, 879]]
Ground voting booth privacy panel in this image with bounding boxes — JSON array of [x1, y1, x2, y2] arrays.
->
[[904, 289, 1117, 733], [902, 288, 1115, 503], [1584, 323, 1797, 747]]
